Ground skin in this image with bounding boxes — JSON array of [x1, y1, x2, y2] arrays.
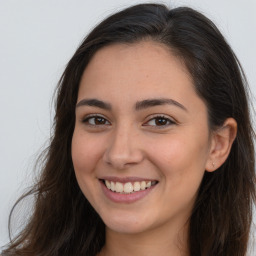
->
[[71, 41, 237, 256]]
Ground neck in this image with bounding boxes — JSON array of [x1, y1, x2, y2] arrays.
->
[[98, 220, 189, 256]]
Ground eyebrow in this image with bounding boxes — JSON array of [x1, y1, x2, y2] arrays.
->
[[135, 98, 187, 111], [76, 98, 187, 112], [76, 99, 111, 110]]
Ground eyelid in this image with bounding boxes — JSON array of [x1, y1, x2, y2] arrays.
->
[[80, 113, 177, 128], [143, 114, 177, 128], [81, 114, 111, 126]]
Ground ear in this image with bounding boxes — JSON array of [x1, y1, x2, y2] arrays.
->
[[205, 118, 237, 172]]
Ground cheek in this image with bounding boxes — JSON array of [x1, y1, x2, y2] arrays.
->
[[71, 130, 104, 174], [145, 132, 209, 185], [71, 130, 104, 203]]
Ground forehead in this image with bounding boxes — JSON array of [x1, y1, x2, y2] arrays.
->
[[77, 41, 204, 112], [81, 41, 191, 86]]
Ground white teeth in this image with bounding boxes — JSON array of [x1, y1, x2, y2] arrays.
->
[[110, 181, 115, 192], [104, 180, 156, 193], [140, 181, 146, 190], [124, 182, 133, 193], [115, 182, 123, 193], [106, 180, 111, 189], [133, 181, 140, 192]]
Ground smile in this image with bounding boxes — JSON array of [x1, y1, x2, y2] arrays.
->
[[104, 180, 158, 194], [99, 177, 159, 203]]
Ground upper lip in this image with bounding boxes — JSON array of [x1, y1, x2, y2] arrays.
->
[[99, 176, 158, 183]]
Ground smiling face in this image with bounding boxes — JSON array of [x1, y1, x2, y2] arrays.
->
[[71, 41, 213, 235]]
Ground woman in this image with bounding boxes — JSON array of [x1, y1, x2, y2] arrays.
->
[[2, 3, 255, 256]]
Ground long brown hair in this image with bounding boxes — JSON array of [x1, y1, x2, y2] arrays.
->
[[2, 3, 255, 256]]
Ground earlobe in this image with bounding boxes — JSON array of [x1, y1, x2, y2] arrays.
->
[[205, 118, 237, 172]]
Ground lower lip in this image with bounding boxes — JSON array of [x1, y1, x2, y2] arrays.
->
[[100, 181, 156, 203]]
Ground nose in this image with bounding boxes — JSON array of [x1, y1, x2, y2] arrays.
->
[[103, 125, 144, 170]]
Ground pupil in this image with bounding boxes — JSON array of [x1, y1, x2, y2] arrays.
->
[[95, 117, 105, 124], [156, 118, 167, 125]]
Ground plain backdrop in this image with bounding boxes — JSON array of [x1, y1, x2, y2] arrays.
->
[[0, 0, 255, 250]]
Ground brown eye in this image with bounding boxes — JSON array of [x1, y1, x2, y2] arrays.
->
[[94, 117, 107, 125], [144, 116, 175, 128], [155, 117, 168, 126], [83, 115, 110, 126]]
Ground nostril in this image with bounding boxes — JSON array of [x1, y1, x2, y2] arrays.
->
[[102, 133, 144, 169], [103, 149, 144, 170]]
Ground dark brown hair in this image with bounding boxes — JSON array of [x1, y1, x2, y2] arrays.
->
[[2, 3, 255, 256]]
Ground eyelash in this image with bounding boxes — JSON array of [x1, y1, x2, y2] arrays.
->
[[143, 115, 176, 128], [81, 114, 176, 128], [82, 114, 111, 127]]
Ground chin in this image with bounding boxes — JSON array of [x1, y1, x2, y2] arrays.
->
[[106, 221, 150, 234], [99, 210, 157, 235]]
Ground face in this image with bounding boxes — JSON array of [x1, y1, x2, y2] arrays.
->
[[72, 41, 213, 235]]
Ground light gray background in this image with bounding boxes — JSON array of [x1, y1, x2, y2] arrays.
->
[[1, 0, 255, 250]]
